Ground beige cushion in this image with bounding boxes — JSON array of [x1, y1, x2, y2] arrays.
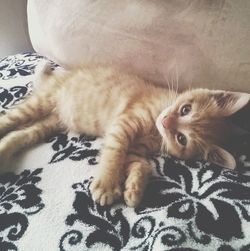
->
[[28, 0, 250, 92]]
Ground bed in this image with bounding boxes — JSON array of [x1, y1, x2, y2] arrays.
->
[[0, 53, 250, 251]]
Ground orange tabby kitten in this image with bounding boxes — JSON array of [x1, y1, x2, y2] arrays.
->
[[0, 62, 248, 207]]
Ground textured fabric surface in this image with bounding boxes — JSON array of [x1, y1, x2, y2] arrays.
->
[[28, 0, 250, 92], [0, 53, 250, 251]]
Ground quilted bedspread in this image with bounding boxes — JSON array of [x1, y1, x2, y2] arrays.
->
[[0, 53, 250, 251]]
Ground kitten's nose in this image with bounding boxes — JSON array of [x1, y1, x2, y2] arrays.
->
[[162, 115, 174, 129]]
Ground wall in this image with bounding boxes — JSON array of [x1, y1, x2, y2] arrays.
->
[[0, 0, 33, 58]]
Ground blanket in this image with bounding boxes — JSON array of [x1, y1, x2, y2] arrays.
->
[[0, 53, 250, 251]]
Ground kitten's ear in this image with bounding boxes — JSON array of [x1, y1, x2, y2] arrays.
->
[[205, 145, 236, 169], [212, 91, 249, 116]]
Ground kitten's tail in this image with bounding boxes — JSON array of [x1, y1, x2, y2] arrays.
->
[[34, 60, 65, 91], [0, 114, 61, 162], [35, 60, 53, 77], [33, 60, 59, 90]]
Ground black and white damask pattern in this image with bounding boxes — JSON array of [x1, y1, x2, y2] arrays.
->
[[59, 157, 250, 250], [0, 53, 44, 80], [0, 53, 250, 251], [47, 133, 99, 165], [0, 83, 33, 114], [0, 169, 44, 251]]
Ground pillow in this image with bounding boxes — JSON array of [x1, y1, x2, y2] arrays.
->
[[27, 0, 250, 92]]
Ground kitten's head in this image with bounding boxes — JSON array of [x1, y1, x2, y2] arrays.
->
[[156, 89, 249, 169]]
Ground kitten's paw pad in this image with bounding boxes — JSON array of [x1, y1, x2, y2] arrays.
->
[[90, 178, 122, 206], [124, 183, 143, 207]]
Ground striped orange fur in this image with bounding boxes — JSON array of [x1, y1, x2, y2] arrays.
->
[[0, 62, 248, 207]]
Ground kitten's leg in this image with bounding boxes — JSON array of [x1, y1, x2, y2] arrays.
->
[[124, 135, 160, 207], [0, 94, 52, 136], [0, 114, 60, 162], [124, 151, 152, 207], [90, 116, 138, 206]]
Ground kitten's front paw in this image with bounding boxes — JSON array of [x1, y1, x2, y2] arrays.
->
[[124, 180, 144, 207], [90, 177, 122, 206]]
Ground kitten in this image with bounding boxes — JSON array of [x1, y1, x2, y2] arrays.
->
[[0, 62, 248, 207]]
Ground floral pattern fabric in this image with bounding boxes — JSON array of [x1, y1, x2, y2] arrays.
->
[[0, 53, 250, 251]]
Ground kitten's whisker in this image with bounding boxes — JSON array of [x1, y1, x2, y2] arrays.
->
[[173, 72, 178, 101], [160, 142, 164, 154], [171, 71, 174, 95], [165, 75, 171, 93], [160, 143, 165, 155], [170, 74, 175, 99], [177, 70, 179, 94], [167, 72, 175, 102], [170, 62, 179, 103], [163, 71, 177, 103], [166, 143, 169, 155], [171, 73, 176, 100], [175, 63, 179, 97], [165, 75, 176, 103]]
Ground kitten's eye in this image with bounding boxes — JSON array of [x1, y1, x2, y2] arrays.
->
[[176, 132, 187, 146], [180, 104, 191, 116]]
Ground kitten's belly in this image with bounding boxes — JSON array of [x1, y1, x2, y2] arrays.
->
[[58, 104, 105, 136], [56, 87, 112, 136]]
